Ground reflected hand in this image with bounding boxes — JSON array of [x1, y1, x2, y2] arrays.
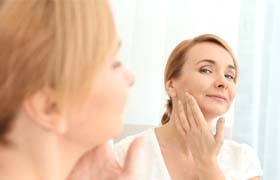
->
[[67, 137, 144, 180]]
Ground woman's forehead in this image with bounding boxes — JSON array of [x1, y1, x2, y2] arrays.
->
[[185, 42, 235, 68]]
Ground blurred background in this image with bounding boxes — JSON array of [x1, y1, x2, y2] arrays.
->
[[110, 0, 280, 179]]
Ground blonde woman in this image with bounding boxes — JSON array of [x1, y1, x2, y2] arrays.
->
[[115, 34, 263, 180], [0, 0, 143, 179]]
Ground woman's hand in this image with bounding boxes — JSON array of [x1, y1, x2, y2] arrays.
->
[[174, 92, 225, 180], [67, 137, 144, 180]]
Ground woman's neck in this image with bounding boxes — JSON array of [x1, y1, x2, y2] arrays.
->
[[155, 114, 213, 153], [0, 116, 86, 180], [156, 119, 188, 153]]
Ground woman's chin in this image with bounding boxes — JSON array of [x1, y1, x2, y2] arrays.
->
[[203, 109, 227, 121]]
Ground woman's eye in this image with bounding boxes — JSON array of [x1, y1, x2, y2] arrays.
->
[[199, 68, 212, 74], [225, 74, 235, 80]]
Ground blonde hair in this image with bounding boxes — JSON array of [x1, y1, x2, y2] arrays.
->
[[0, 0, 116, 142], [161, 34, 239, 125]]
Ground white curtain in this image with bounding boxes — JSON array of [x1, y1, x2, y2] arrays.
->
[[233, 0, 280, 179]]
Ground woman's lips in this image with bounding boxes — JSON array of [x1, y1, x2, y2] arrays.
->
[[206, 94, 227, 102]]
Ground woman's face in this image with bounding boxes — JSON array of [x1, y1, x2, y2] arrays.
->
[[64, 39, 135, 147], [172, 42, 237, 121]]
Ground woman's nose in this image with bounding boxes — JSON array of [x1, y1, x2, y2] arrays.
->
[[214, 74, 228, 89]]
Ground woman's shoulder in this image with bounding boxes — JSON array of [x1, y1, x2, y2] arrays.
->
[[114, 128, 155, 149], [114, 129, 156, 162], [114, 129, 168, 171], [220, 139, 260, 164], [114, 128, 171, 179], [221, 140, 255, 154], [219, 140, 263, 179]]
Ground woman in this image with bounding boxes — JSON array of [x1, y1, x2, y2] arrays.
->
[[0, 0, 143, 179], [115, 34, 263, 180]]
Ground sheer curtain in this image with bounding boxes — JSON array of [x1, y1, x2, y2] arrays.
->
[[233, 0, 280, 179]]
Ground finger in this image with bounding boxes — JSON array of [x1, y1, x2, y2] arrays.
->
[[122, 136, 145, 176], [185, 92, 207, 127], [177, 100, 190, 132], [172, 96, 178, 112], [86, 141, 121, 173], [175, 113, 186, 138], [89, 141, 116, 162], [67, 144, 107, 180], [214, 117, 225, 146], [184, 93, 197, 129], [68, 141, 121, 180], [174, 100, 188, 138]]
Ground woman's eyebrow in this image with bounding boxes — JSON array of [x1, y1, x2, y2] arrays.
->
[[196, 59, 216, 65], [228, 65, 235, 70], [196, 59, 236, 70]]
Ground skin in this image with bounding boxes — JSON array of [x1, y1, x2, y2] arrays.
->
[[155, 42, 260, 180], [67, 40, 146, 180], [171, 42, 237, 123], [0, 38, 144, 180], [67, 137, 144, 180], [60, 41, 137, 148]]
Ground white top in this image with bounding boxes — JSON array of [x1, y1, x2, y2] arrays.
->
[[114, 129, 263, 180]]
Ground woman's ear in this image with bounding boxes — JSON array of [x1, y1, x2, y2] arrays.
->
[[165, 79, 177, 98], [22, 88, 67, 135]]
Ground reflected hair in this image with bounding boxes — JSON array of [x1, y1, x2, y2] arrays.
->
[[0, 0, 116, 143]]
